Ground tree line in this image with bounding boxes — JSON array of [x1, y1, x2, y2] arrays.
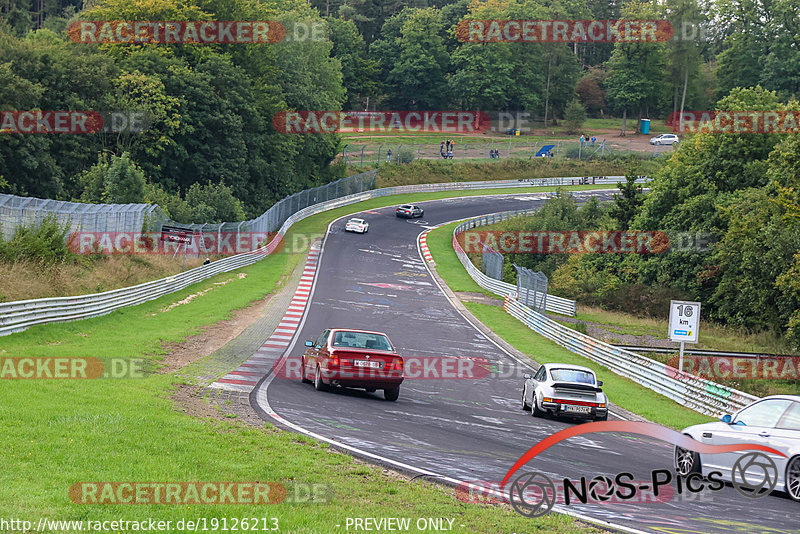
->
[[2, 0, 800, 222]]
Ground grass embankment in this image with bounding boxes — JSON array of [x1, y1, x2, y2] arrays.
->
[[364, 158, 662, 186], [0, 255, 217, 302], [0, 188, 615, 533], [426, 221, 713, 430]]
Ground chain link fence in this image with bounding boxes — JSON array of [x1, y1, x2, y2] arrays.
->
[[0, 170, 378, 249], [0, 195, 167, 241], [481, 241, 504, 280], [514, 263, 548, 314], [176, 170, 378, 251]]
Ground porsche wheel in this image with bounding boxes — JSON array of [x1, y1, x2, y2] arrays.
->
[[532, 396, 546, 418]]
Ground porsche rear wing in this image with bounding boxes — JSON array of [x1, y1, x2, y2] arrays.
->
[[552, 382, 602, 393]]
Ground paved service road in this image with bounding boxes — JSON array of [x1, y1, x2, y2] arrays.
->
[[253, 191, 799, 534]]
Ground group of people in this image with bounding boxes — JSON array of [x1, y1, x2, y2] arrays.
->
[[489, 149, 501, 159], [440, 139, 455, 159], [579, 134, 597, 146]]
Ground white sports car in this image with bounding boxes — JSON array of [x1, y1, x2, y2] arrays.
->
[[344, 218, 369, 233], [675, 395, 800, 501], [521, 363, 608, 421]]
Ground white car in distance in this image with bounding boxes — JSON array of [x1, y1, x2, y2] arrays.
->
[[522, 363, 608, 421], [650, 133, 680, 145], [345, 218, 369, 234]]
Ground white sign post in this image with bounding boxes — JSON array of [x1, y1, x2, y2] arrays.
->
[[669, 300, 701, 372]]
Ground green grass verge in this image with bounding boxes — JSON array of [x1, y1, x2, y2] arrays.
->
[[1, 376, 589, 532], [0, 186, 620, 533], [425, 222, 714, 430]]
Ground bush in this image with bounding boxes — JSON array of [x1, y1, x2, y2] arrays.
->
[[564, 100, 587, 134], [397, 147, 416, 164], [184, 182, 246, 223], [561, 145, 582, 159], [104, 152, 146, 203], [574, 321, 588, 334], [0, 215, 71, 265]]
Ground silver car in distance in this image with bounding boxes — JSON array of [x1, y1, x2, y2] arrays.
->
[[675, 395, 800, 501]]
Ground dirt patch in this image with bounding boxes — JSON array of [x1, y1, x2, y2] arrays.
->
[[172, 384, 225, 420], [156, 291, 274, 374], [455, 291, 503, 306]]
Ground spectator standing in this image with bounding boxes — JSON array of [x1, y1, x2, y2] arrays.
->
[[386, 149, 392, 163]]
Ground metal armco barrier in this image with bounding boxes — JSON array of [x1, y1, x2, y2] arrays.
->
[[1, 176, 638, 336], [452, 204, 758, 416], [452, 204, 578, 316], [502, 296, 758, 416]]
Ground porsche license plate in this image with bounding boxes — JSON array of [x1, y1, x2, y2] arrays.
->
[[353, 360, 381, 368], [563, 405, 591, 414]]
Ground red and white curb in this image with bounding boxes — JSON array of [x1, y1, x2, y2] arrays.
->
[[210, 244, 320, 393], [419, 231, 435, 264]]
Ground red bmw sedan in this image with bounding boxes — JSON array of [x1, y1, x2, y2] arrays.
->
[[301, 329, 404, 401]]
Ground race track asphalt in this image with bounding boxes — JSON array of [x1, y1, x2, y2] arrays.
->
[[252, 191, 799, 534]]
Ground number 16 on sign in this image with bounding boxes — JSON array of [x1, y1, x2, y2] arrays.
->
[[669, 300, 700, 372]]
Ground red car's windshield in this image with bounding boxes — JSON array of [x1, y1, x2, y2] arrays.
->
[[331, 331, 393, 351]]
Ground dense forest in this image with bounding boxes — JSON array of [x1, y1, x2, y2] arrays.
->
[[1, 0, 799, 222]]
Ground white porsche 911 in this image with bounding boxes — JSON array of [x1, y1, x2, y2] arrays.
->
[[521, 363, 608, 421], [344, 218, 369, 233]]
